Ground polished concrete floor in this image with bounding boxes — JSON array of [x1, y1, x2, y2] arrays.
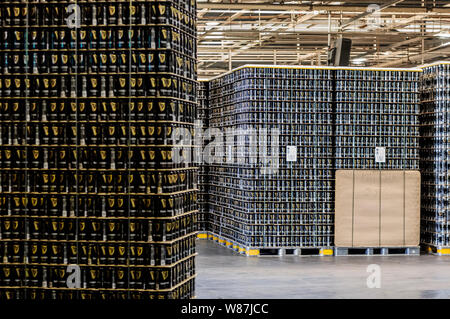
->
[[196, 240, 450, 299]]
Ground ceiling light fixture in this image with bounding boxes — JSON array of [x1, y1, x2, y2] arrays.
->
[[352, 58, 367, 64]]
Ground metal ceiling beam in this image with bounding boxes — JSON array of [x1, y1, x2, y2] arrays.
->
[[198, 8, 209, 18], [341, 0, 405, 29], [197, 3, 450, 14], [197, 1, 450, 77], [376, 42, 450, 67]]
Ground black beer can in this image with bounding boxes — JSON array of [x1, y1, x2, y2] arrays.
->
[[90, 220, 102, 241], [87, 268, 100, 288], [69, 30, 77, 49], [115, 267, 127, 288], [1, 265, 13, 287], [79, 243, 88, 264], [40, 243, 49, 263], [29, 243, 39, 263], [119, 53, 128, 74], [78, 219, 88, 241], [50, 243, 63, 264], [129, 268, 144, 289], [30, 218, 40, 239], [117, 76, 127, 96], [10, 241, 23, 263], [67, 243, 78, 264], [159, 268, 171, 289], [106, 244, 115, 265], [3, 30, 10, 50], [115, 172, 125, 194], [89, 29, 98, 49], [65, 218, 76, 240], [99, 29, 108, 49], [116, 196, 126, 217], [108, 4, 117, 25], [79, 30, 87, 49], [12, 201, 25, 228], [61, 54, 69, 73], [116, 147, 126, 168], [11, 54, 21, 73], [29, 267, 41, 287], [13, 30, 23, 50], [89, 76, 99, 97], [117, 244, 126, 265], [106, 220, 118, 241], [101, 267, 113, 289]]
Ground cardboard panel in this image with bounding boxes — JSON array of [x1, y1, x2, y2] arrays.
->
[[380, 171, 404, 246], [404, 171, 421, 246], [335, 170, 420, 248], [353, 171, 380, 247], [335, 170, 354, 247]]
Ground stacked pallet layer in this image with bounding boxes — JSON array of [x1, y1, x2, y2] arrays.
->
[[207, 66, 335, 249], [0, 0, 197, 300], [335, 68, 420, 170], [197, 81, 209, 232], [420, 62, 450, 249], [205, 66, 421, 252]]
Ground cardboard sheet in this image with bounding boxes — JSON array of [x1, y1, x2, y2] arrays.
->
[[335, 170, 420, 248], [335, 170, 354, 247]]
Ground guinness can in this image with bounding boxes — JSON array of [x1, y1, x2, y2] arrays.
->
[[87, 268, 99, 288], [89, 29, 98, 50], [79, 30, 87, 49], [108, 5, 117, 25], [67, 243, 78, 264], [115, 267, 127, 289], [129, 268, 143, 289]]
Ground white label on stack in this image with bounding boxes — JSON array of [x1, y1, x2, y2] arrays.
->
[[227, 145, 233, 163], [375, 147, 386, 163], [287, 146, 297, 162]]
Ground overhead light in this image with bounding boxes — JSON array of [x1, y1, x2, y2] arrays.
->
[[207, 9, 323, 14], [352, 58, 367, 64], [436, 31, 450, 38], [438, 41, 450, 48], [204, 35, 224, 39], [206, 22, 220, 26]]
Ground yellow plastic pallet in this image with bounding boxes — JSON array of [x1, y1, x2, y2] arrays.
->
[[202, 232, 334, 257], [196, 233, 208, 240], [425, 245, 450, 256]]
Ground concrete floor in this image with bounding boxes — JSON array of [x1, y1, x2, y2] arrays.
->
[[196, 240, 450, 299]]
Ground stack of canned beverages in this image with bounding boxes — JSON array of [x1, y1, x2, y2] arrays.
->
[[420, 62, 450, 248], [196, 81, 209, 232], [0, 0, 197, 300], [334, 68, 420, 170], [207, 66, 335, 249]]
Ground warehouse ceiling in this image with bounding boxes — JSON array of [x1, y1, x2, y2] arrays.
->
[[197, 0, 450, 79]]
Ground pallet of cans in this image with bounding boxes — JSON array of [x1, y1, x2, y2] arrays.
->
[[420, 62, 450, 253], [0, 0, 197, 300], [207, 66, 335, 251], [204, 65, 421, 254], [196, 81, 209, 233], [334, 67, 420, 170]]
